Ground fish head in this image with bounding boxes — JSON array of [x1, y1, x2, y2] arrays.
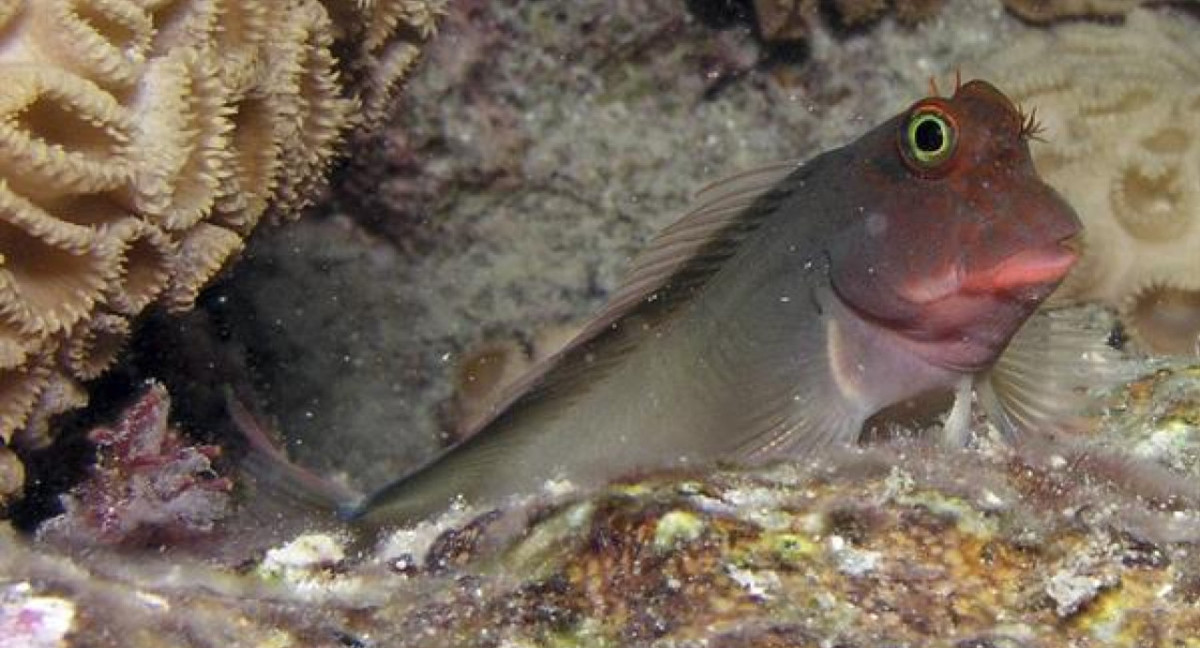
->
[[828, 79, 1082, 372]]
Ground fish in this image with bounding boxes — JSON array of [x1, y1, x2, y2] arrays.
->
[[240, 79, 1097, 529]]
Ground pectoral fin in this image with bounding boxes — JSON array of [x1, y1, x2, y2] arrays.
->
[[979, 306, 1148, 443], [731, 292, 871, 465], [940, 376, 976, 447]]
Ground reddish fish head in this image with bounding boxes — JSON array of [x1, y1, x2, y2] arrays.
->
[[828, 79, 1081, 372]]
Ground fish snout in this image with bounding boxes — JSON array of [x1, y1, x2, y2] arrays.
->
[[966, 238, 1079, 296]]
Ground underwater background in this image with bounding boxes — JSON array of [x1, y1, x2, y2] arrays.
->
[[2, 0, 1200, 646]]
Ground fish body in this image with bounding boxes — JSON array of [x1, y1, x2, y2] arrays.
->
[[346, 80, 1082, 526]]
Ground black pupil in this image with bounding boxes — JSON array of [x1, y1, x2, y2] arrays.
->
[[915, 118, 944, 153]]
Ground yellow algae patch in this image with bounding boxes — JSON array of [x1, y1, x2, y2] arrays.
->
[[654, 510, 705, 550]]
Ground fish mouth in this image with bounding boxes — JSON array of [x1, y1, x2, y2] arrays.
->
[[972, 236, 1079, 293]]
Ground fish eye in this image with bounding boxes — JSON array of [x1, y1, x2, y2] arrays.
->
[[900, 106, 958, 173]]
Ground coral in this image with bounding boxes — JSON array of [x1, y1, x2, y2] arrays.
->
[[750, 0, 947, 41], [753, 0, 816, 41], [0, 445, 22, 509], [326, 0, 448, 128], [974, 9, 1200, 354], [0, 0, 444, 471], [1000, 0, 1166, 22], [445, 323, 579, 437], [36, 381, 232, 548], [264, 0, 356, 215]]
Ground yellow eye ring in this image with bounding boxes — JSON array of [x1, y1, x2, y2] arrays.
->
[[901, 107, 958, 173]]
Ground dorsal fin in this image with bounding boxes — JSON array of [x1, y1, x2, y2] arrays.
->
[[465, 160, 804, 436], [575, 160, 801, 342], [349, 159, 827, 523]]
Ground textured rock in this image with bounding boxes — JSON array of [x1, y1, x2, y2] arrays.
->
[[751, 0, 948, 41], [1000, 0, 1191, 21], [6, 358, 1200, 646], [3, 345, 1197, 646]]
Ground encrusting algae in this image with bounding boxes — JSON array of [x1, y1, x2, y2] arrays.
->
[[5, 354, 1200, 646]]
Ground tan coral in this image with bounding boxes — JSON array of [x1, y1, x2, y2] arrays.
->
[[28, 0, 154, 89], [0, 185, 120, 336], [148, 0, 276, 67], [354, 39, 424, 127], [0, 0, 21, 30], [162, 221, 242, 310], [103, 216, 175, 315], [122, 45, 232, 231], [1121, 277, 1200, 357], [0, 443, 23, 506], [0, 353, 49, 442], [0, 319, 26, 370], [357, 0, 442, 53], [0, 66, 133, 201], [326, 0, 447, 128], [141, 0, 218, 52], [211, 63, 282, 234], [18, 370, 88, 449], [59, 311, 129, 381], [0, 0, 444, 492], [973, 9, 1200, 355], [265, 0, 355, 216], [1110, 153, 1196, 242]]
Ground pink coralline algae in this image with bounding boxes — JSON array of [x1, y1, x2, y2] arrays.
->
[[0, 583, 74, 648], [37, 382, 232, 548]]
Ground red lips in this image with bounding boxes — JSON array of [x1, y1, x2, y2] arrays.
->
[[966, 241, 1078, 293]]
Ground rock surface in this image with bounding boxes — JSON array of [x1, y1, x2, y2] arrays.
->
[[1, 357, 1197, 646]]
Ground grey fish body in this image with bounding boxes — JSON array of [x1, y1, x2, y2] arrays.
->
[[350, 150, 955, 526], [343, 80, 1090, 527]]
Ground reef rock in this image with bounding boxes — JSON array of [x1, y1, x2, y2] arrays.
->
[[6, 356, 1200, 646], [999, 0, 1192, 22], [750, 0, 947, 41]]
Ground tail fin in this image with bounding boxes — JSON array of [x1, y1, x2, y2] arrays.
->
[[225, 389, 363, 519]]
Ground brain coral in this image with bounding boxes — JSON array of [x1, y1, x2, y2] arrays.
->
[[976, 9, 1200, 355], [0, 0, 444, 478]]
